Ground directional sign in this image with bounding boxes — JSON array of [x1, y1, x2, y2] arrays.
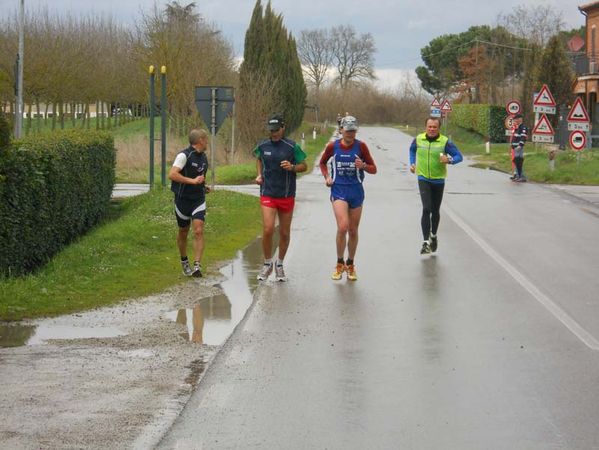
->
[[567, 97, 590, 122], [430, 107, 441, 118], [506, 100, 522, 116], [533, 84, 556, 114], [431, 98, 441, 108], [194, 86, 235, 134], [569, 130, 586, 151], [532, 114, 555, 135], [440, 99, 452, 112]]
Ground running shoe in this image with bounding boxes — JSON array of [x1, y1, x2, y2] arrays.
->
[[331, 263, 345, 280], [257, 262, 273, 281], [192, 261, 202, 278], [275, 264, 287, 282], [420, 241, 431, 254], [430, 236, 438, 252], [181, 259, 193, 276], [346, 264, 358, 281]]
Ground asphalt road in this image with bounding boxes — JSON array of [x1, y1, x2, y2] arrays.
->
[[157, 127, 599, 450]]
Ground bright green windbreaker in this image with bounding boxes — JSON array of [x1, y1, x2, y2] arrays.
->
[[415, 133, 449, 180]]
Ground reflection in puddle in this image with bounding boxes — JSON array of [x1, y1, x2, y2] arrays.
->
[[166, 237, 263, 346], [0, 323, 125, 347], [0, 237, 264, 349]]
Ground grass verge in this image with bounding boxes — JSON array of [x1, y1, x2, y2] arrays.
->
[[0, 188, 261, 321], [395, 124, 599, 185]]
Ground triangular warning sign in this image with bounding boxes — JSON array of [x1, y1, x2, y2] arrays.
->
[[533, 84, 556, 107], [440, 99, 452, 111], [567, 97, 590, 122], [532, 114, 555, 135], [431, 98, 441, 107]]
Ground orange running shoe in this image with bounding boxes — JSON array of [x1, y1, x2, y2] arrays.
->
[[331, 263, 345, 280], [346, 264, 358, 281]]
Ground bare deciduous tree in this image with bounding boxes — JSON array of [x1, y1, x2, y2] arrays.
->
[[497, 4, 565, 48], [297, 29, 333, 94], [330, 25, 376, 88]]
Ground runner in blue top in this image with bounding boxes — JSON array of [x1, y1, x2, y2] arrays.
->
[[254, 114, 307, 282], [409, 117, 463, 254], [319, 116, 377, 281]]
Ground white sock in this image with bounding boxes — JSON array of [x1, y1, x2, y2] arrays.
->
[[276, 258, 284, 267], [264, 258, 273, 265]]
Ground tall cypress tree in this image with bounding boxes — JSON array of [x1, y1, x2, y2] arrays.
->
[[239, 0, 306, 133]]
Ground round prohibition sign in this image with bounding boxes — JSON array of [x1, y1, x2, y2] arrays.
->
[[569, 130, 586, 151], [506, 100, 522, 116]]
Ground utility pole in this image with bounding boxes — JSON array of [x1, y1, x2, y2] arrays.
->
[[15, 0, 24, 138]]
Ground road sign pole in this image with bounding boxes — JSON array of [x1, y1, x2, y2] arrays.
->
[[210, 87, 217, 190], [148, 66, 155, 187], [160, 66, 167, 187], [558, 104, 567, 150]]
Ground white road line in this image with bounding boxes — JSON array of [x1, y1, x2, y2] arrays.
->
[[445, 205, 599, 351]]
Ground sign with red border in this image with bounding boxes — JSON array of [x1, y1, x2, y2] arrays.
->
[[533, 84, 556, 107], [506, 100, 522, 116], [440, 99, 452, 112], [569, 130, 586, 151], [567, 97, 590, 123], [532, 114, 555, 135], [431, 98, 441, 108]]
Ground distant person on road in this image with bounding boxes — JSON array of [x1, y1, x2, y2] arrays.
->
[[254, 114, 307, 282], [510, 114, 528, 182], [169, 128, 210, 277], [409, 117, 463, 255], [319, 115, 377, 281]]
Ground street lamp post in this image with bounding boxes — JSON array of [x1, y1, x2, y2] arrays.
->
[[15, 0, 24, 139]]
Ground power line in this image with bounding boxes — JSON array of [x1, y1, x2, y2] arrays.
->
[[377, 38, 532, 68]]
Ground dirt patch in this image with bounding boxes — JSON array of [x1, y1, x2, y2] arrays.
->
[[0, 278, 226, 449]]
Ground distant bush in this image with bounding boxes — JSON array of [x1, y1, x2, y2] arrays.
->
[[452, 104, 507, 143], [0, 130, 115, 276], [0, 113, 10, 151]]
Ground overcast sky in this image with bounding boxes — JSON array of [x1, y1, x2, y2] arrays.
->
[[0, 0, 586, 89]]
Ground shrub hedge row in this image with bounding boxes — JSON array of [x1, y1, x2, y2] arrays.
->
[[451, 104, 507, 143], [0, 130, 116, 276]]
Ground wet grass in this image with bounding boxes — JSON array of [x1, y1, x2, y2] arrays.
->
[[0, 189, 261, 321]]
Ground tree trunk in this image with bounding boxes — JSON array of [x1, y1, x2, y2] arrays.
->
[[59, 102, 65, 130], [51, 103, 57, 131], [25, 103, 32, 135], [96, 101, 100, 130], [36, 99, 41, 134]]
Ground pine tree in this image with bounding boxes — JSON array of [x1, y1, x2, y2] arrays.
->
[[239, 0, 306, 134], [537, 36, 574, 110]]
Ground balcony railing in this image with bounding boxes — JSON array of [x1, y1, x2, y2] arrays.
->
[[571, 53, 599, 76]]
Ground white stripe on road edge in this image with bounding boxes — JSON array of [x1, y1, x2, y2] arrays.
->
[[445, 205, 599, 351]]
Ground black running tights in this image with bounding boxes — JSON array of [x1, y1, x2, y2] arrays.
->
[[418, 179, 445, 241]]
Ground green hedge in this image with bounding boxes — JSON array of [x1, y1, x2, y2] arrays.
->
[[0, 130, 116, 276], [452, 104, 507, 143]]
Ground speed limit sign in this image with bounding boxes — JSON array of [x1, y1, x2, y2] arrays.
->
[[506, 100, 522, 116]]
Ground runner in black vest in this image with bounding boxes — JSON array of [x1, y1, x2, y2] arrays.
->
[[169, 129, 210, 277], [254, 114, 307, 282]]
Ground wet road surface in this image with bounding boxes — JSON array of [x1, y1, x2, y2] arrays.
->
[[157, 127, 599, 449]]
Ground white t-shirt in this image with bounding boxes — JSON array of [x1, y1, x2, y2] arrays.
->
[[172, 152, 187, 169]]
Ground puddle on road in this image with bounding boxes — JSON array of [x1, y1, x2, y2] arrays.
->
[[0, 322, 126, 348], [165, 237, 263, 346], [0, 237, 264, 349]]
